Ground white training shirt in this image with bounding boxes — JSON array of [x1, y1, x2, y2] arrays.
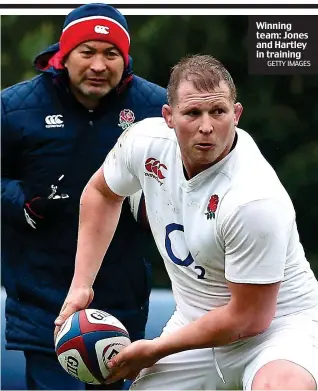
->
[[103, 117, 318, 322]]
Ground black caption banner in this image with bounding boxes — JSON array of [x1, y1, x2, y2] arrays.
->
[[248, 16, 318, 74]]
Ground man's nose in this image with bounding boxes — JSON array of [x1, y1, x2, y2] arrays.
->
[[199, 114, 213, 134], [90, 55, 107, 73]]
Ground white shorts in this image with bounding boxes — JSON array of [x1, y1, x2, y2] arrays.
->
[[130, 306, 318, 390]]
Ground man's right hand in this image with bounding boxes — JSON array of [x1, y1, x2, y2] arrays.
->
[[54, 286, 94, 340]]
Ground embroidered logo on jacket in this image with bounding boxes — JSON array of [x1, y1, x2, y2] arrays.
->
[[118, 109, 135, 130], [45, 114, 64, 128], [205, 194, 219, 220], [145, 157, 167, 186]]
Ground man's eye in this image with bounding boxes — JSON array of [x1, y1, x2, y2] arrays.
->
[[186, 110, 200, 116], [107, 51, 119, 57], [81, 51, 92, 56], [213, 108, 224, 115]]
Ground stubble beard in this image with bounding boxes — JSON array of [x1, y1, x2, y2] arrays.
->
[[79, 83, 111, 99]]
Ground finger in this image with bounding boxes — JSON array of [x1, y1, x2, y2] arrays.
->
[[125, 370, 140, 381], [54, 308, 68, 341], [88, 289, 94, 305], [108, 348, 128, 369], [106, 367, 139, 384], [105, 358, 125, 384], [53, 325, 61, 343], [54, 314, 66, 326], [54, 301, 67, 325], [105, 369, 124, 385], [105, 373, 120, 385], [54, 303, 75, 326]]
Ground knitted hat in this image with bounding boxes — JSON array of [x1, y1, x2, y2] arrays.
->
[[50, 3, 130, 69]]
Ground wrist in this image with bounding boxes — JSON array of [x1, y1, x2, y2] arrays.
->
[[151, 335, 179, 361], [70, 275, 94, 290]]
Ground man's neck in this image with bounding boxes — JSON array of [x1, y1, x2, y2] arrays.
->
[[229, 132, 238, 153]]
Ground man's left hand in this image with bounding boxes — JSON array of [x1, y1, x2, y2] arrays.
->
[[105, 339, 160, 384]]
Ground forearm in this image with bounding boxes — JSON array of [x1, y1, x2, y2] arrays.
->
[[71, 183, 123, 289], [154, 302, 262, 359]]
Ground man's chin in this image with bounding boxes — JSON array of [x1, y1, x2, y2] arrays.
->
[[82, 88, 111, 99]]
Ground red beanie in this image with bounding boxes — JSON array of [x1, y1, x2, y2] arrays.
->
[[49, 4, 130, 69]]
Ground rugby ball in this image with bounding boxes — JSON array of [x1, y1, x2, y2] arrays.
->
[[55, 309, 130, 384]]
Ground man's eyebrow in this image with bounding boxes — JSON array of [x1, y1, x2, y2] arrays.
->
[[79, 44, 118, 51], [79, 43, 95, 50], [104, 46, 119, 52], [181, 99, 228, 108]]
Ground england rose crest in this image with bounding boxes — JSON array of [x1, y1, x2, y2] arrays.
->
[[118, 109, 135, 130], [205, 194, 219, 220]]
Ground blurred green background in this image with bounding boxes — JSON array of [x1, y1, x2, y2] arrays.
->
[[2, 15, 318, 285]]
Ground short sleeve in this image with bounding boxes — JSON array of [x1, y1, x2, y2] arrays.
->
[[222, 199, 293, 284], [103, 127, 141, 197]]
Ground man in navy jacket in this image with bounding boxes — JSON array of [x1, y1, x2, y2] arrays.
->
[[1, 3, 166, 390]]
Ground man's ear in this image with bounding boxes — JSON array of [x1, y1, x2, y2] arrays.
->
[[162, 104, 175, 129], [234, 102, 243, 126], [63, 54, 69, 69]]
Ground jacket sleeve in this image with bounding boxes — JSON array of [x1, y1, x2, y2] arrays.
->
[[1, 97, 27, 226]]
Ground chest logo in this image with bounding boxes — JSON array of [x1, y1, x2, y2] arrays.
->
[[145, 157, 167, 186], [205, 194, 219, 220], [45, 114, 64, 128], [118, 109, 135, 130]]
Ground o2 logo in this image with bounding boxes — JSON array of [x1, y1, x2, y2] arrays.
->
[[165, 223, 206, 279]]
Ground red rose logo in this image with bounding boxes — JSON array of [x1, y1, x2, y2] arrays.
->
[[118, 109, 135, 130], [120, 110, 134, 123], [205, 194, 219, 220]]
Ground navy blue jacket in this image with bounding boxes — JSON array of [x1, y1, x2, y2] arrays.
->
[[1, 43, 167, 353]]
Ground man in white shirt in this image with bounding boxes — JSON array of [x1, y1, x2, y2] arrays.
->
[[55, 55, 318, 390]]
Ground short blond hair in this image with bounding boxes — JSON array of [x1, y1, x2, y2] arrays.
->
[[167, 54, 237, 105]]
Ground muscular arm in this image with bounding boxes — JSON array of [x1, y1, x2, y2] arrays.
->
[[105, 279, 281, 383], [154, 280, 280, 358], [55, 129, 141, 329], [71, 167, 125, 289]]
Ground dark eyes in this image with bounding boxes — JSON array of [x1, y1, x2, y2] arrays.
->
[[185, 108, 225, 116], [213, 108, 225, 115], [186, 109, 201, 116]]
